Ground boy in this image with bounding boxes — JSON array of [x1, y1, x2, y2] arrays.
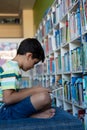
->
[[0, 38, 55, 120]]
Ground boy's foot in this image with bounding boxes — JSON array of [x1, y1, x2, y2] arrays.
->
[[30, 108, 55, 119]]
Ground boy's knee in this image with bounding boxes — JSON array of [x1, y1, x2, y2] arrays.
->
[[30, 92, 51, 110], [41, 92, 51, 105]]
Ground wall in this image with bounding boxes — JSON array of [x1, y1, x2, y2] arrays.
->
[[33, 0, 54, 34], [0, 24, 22, 38], [0, 1, 54, 38], [22, 10, 34, 38], [0, 9, 34, 38]]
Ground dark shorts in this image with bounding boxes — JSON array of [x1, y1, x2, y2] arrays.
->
[[0, 96, 37, 120]]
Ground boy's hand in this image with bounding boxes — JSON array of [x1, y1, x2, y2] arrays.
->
[[33, 86, 52, 94]]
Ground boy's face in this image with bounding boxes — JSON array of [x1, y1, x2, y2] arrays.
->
[[22, 53, 39, 71]]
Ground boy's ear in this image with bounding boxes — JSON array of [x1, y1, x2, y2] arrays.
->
[[26, 52, 32, 59]]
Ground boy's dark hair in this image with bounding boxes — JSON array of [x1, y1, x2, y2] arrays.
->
[[17, 38, 45, 62]]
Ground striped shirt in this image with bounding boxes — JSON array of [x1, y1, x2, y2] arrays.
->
[[0, 60, 22, 104]]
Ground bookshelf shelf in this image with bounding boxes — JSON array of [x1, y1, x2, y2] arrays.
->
[[29, 0, 87, 129], [64, 99, 72, 105], [69, 0, 79, 13]]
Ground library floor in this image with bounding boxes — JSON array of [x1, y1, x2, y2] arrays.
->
[[0, 107, 84, 130]]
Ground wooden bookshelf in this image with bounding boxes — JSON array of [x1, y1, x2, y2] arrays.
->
[[29, 0, 87, 129]]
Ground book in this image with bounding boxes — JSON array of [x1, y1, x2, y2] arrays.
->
[[50, 56, 55, 74], [83, 75, 87, 108], [83, 0, 87, 31], [84, 109, 87, 130], [80, 0, 85, 32], [76, 7, 81, 36], [55, 4, 60, 24], [78, 109, 85, 124], [76, 47, 82, 71], [83, 34, 87, 71], [64, 51, 70, 72], [45, 38, 49, 56], [71, 76, 80, 103], [55, 29, 60, 49], [50, 75, 55, 90]]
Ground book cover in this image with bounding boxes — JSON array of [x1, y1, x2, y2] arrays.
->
[[83, 0, 87, 30], [80, 0, 85, 32], [76, 7, 81, 36]]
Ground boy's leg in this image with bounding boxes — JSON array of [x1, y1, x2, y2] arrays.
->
[[30, 92, 55, 118], [30, 108, 55, 118], [0, 92, 55, 120], [30, 92, 51, 110]]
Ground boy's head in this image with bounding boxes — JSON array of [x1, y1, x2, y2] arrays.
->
[[17, 38, 45, 62]]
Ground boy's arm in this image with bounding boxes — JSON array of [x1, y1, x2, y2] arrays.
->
[[3, 86, 51, 105]]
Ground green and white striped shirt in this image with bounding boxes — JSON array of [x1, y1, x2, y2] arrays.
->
[[0, 60, 22, 104]]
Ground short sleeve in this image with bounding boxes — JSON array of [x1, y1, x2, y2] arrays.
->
[[0, 71, 17, 90], [0, 61, 21, 91]]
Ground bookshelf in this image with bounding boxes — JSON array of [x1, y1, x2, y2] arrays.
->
[[28, 0, 87, 129]]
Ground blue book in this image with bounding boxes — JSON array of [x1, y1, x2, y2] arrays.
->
[[82, 34, 87, 70], [55, 30, 60, 48], [75, 78, 83, 104], [82, 75, 87, 107], [52, 59, 55, 73], [71, 77, 79, 103], [67, 81, 71, 101], [76, 6, 81, 36]]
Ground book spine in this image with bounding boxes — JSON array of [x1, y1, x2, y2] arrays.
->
[[84, 109, 87, 130]]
